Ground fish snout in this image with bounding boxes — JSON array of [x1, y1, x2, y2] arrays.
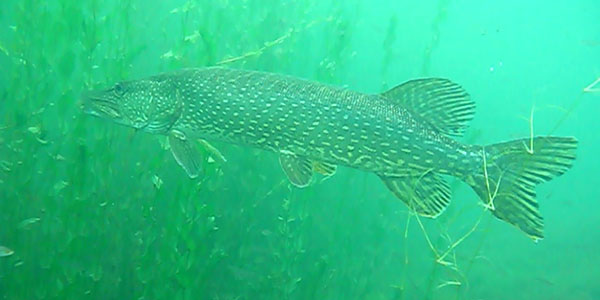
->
[[81, 90, 122, 119]]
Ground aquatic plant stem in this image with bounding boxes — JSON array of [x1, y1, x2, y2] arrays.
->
[[525, 106, 535, 154], [414, 212, 440, 258], [549, 77, 599, 134], [583, 77, 600, 93], [216, 29, 293, 65], [481, 147, 504, 211], [547, 92, 583, 134], [436, 211, 485, 264]]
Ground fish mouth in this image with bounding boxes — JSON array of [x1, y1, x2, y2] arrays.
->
[[81, 91, 122, 120]]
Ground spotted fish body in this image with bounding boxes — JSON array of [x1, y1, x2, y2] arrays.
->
[[84, 67, 577, 240], [174, 68, 477, 178]]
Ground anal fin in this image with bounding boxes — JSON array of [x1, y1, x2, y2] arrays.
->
[[380, 172, 451, 218]]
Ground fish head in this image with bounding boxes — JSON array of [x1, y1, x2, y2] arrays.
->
[[82, 75, 182, 133]]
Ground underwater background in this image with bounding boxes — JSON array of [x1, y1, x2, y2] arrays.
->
[[0, 0, 598, 299]]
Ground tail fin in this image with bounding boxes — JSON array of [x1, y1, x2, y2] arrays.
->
[[466, 136, 577, 240]]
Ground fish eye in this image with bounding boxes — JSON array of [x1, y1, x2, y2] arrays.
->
[[114, 83, 125, 97]]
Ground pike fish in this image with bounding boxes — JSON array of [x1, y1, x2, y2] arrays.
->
[[83, 67, 577, 240]]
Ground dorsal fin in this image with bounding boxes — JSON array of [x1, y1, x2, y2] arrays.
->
[[381, 78, 475, 137]]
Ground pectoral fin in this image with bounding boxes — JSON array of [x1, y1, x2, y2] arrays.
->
[[168, 132, 202, 179], [279, 153, 313, 187], [379, 172, 451, 218]]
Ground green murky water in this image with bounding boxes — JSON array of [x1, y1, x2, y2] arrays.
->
[[0, 1, 598, 299]]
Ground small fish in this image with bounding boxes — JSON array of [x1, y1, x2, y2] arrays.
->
[[18, 217, 41, 229], [83, 67, 578, 240], [0, 246, 14, 257]]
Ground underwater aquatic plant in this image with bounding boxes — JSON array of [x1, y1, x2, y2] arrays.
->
[[583, 77, 600, 93]]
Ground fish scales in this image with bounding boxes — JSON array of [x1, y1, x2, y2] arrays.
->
[[174, 67, 476, 177], [83, 67, 578, 240]]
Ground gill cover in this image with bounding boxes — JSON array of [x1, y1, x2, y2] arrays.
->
[[144, 76, 184, 134]]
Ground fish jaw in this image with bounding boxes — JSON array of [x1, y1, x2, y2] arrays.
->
[[81, 89, 123, 121], [81, 89, 149, 130]]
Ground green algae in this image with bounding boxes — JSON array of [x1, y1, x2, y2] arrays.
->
[[0, 1, 596, 300]]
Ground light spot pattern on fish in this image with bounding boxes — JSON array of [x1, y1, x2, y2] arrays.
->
[[83, 67, 578, 240]]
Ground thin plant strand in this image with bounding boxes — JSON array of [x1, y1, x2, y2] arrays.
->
[[523, 106, 535, 154], [583, 77, 600, 93]]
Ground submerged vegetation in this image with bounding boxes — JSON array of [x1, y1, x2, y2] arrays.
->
[[0, 1, 596, 300], [583, 77, 600, 93]]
